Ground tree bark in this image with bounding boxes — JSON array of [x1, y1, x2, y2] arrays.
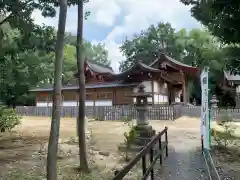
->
[[76, 0, 89, 172], [46, 0, 67, 180]]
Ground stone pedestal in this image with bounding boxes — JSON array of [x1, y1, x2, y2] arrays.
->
[[133, 125, 156, 145], [236, 93, 240, 108]]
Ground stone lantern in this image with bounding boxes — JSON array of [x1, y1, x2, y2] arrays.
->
[[119, 83, 156, 151]]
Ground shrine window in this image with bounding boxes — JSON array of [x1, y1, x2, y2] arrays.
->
[[97, 93, 106, 99], [37, 93, 49, 101], [63, 92, 76, 101], [106, 92, 112, 98], [97, 92, 112, 99]]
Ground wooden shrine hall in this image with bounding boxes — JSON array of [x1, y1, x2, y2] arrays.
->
[[30, 54, 200, 107]]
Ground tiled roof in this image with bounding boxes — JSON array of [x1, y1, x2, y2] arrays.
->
[[150, 53, 200, 73], [113, 62, 161, 79], [30, 81, 139, 92], [87, 61, 115, 74]]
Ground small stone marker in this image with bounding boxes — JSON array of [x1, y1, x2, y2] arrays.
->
[[85, 116, 91, 139]]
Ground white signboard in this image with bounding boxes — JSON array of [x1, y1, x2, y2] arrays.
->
[[200, 67, 210, 150]]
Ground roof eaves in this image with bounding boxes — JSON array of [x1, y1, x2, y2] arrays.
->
[[29, 82, 139, 92]]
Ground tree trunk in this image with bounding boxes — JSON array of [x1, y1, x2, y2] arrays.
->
[[76, 0, 89, 172], [46, 0, 67, 180]]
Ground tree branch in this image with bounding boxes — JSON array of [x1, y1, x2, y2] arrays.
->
[[0, 0, 33, 27]]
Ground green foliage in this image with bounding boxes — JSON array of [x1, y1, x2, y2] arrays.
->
[[0, 104, 21, 132], [123, 119, 137, 161], [119, 22, 226, 104], [180, 0, 240, 44], [120, 115, 133, 122], [211, 113, 237, 148], [0, 25, 56, 106], [0, 0, 90, 30], [180, 0, 240, 74], [120, 22, 179, 71], [64, 33, 111, 66]]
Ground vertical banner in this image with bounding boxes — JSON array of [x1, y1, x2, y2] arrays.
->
[[200, 67, 210, 150]]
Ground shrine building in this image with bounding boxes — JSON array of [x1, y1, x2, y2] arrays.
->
[[30, 54, 200, 107]]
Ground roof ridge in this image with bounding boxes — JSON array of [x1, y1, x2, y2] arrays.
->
[[86, 60, 113, 70]]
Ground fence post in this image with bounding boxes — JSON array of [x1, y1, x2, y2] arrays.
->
[[150, 147, 154, 179], [142, 155, 147, 176], [159, 136, 162, 165], [165, 128, 168, 157]]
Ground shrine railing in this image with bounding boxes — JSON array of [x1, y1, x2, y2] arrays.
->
[[112, 127, 168, 180]]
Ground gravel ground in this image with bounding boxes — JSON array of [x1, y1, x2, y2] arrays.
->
[[212, 156, 240, 180], [154, 130, 210, 180]]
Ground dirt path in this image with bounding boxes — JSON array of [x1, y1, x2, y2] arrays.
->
[[154, 129, 210, 180]]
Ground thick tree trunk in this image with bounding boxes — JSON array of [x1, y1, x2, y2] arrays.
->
[[46, 0, 67, 180], [76, 0, 89, 172]]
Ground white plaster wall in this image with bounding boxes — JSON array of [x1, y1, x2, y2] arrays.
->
[[154, 94, 168, 103], [36, 102, 51, 107], [132, 80, 169, 104], [154, 81, 168, 104], [133, 97, 152, 103], [153, 81, 159, 93], [36, 100, 112, 107], [63, 101, 77, 106], [85, 101, 94, 106], [236, 85, 240, 93], [174, 89, 182, 102], [95, 100, 112, 106]]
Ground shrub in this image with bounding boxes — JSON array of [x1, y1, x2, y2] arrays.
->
[[217, 113, 233, 125], [0, 105, 21, 132], [211, 113, 237, 148], [123, 119, 137, 161], [121, 115, 132, 122]]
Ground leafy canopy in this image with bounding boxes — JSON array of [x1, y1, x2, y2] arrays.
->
[[180, 0, 240, 44]]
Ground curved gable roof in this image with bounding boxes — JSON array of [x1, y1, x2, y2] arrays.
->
[[150, 54, 200, 74], [86, 61, 115, 75], [113, 62, 161, 79]]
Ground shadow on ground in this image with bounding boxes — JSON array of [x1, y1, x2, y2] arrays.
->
[[0, 132, 48, 167]]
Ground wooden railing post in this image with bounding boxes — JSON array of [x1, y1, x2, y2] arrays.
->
[[150, 147, 154, 180], [165, 128, 168, 157], [158, 136, 163, 166], [111, 127, 169, 180], [142, 155, 147, 176]]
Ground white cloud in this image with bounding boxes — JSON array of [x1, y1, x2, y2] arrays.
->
[[86, 0, 121, 27], [102, 0, 201, 72], [32, 0, 200, 72]]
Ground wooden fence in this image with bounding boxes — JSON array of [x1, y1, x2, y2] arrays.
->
[[179, 105, 240, 121], [15, 105, 240, 121], [16, 105, 176, 120]]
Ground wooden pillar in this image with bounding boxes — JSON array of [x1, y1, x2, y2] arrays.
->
[[151, 80, 154, 106], [181, 72, 188, 104], [167, 83, 174, 105], [61, 92, 64, 106], [75, 92, 79, 106]]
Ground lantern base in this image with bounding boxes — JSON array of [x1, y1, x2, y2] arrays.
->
[[118, 124, 156, 152]]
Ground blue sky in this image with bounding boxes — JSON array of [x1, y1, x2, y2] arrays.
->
[[32, 0, 201, 72]]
